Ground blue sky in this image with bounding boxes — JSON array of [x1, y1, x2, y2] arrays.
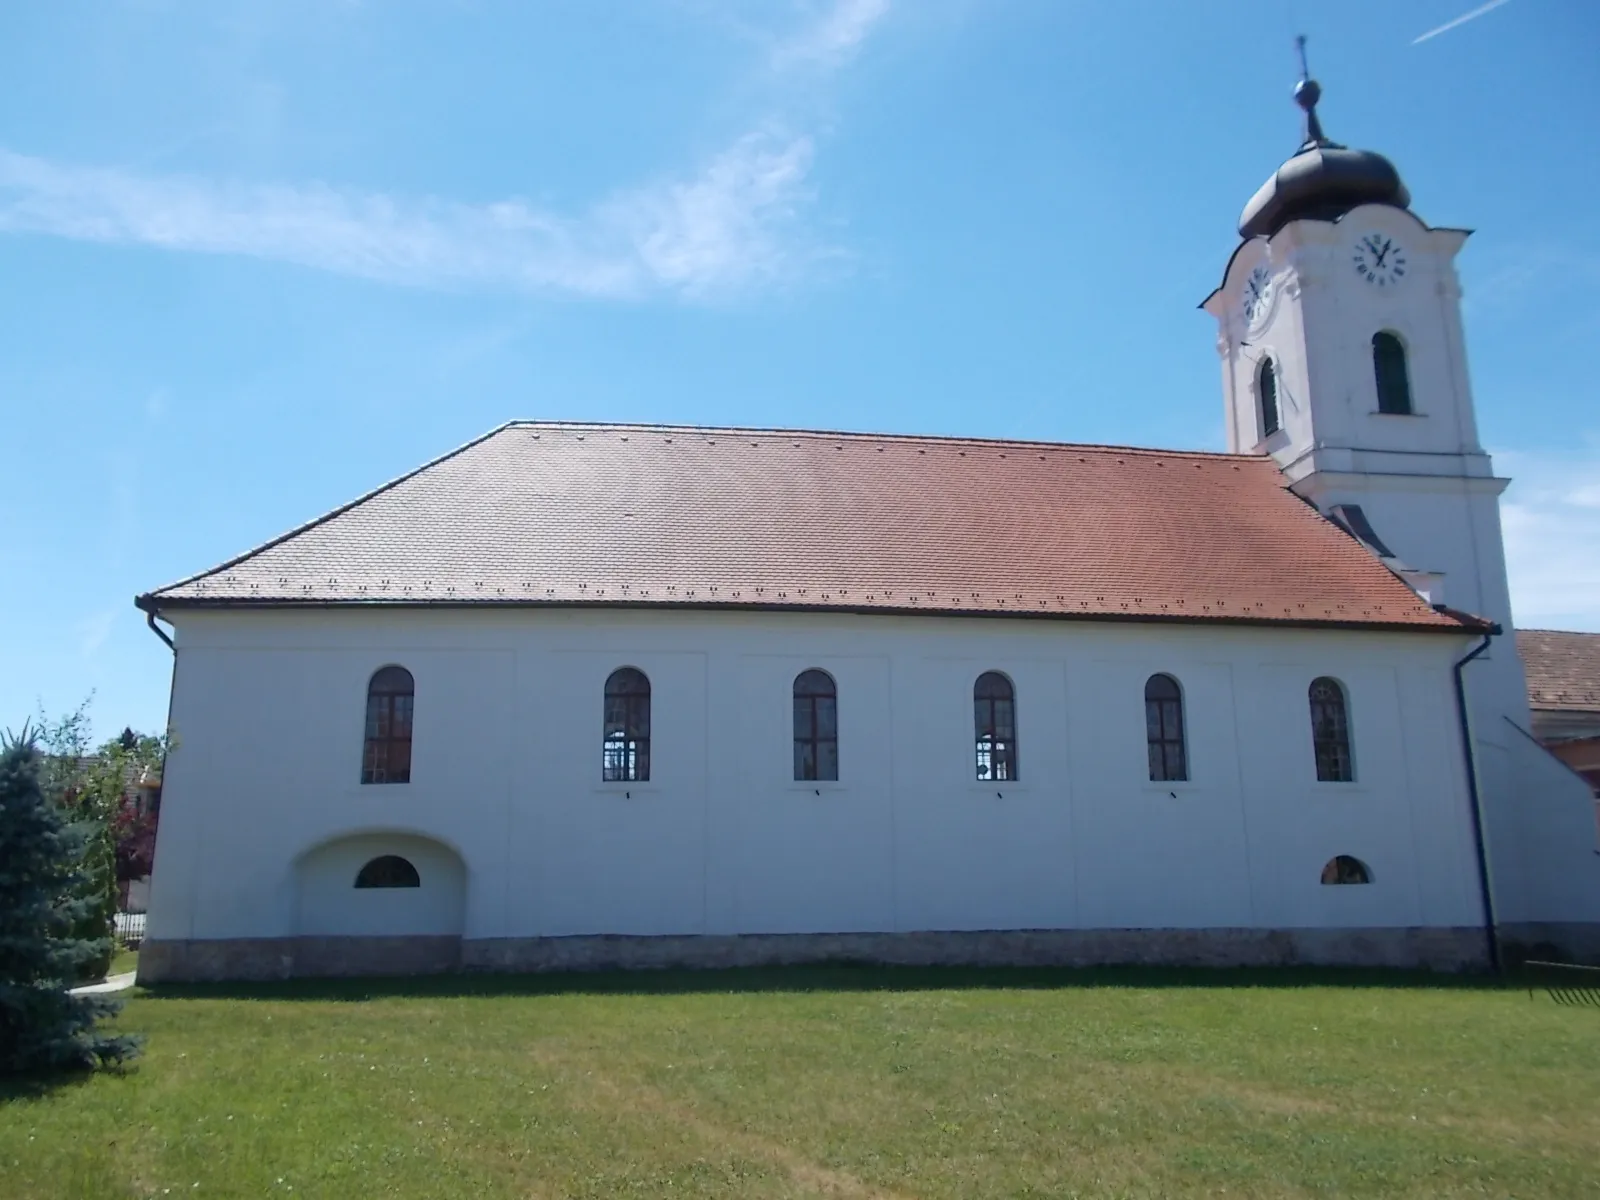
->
[[2, 0, 1596, 740]]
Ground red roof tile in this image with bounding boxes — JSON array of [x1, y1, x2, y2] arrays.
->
[[1518, 629, 1600, 712], [140, 421, 1483, 632]]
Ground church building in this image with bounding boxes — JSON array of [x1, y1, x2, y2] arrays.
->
[[134, 71, 1600, 981]]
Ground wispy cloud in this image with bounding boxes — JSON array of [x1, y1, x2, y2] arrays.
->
[[1499, 444, 1600, 631], [0, 132, 818, 301], [772, 0, 890, 69], [1413, 0, 1514, 45], [0, 1, 888, 301]]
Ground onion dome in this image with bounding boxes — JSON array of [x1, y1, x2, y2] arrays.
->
[[1238, 43, 1411, 239]]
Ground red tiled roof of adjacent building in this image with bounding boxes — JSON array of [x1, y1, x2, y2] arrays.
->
[[1518, 630, 1600, 712], [139, 421, 1486, 633]]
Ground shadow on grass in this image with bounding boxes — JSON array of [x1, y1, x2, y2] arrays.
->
[[0, 1065, 129, 1106], [134, 961, 1539, 1003]]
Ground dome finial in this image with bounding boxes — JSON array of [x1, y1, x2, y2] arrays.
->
[[1293, 35, 1328, 147]]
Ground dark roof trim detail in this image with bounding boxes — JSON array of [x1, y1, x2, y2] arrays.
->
[[133, 593, 1494, 636]]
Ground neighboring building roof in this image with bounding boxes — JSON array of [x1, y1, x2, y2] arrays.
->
[[1518, 630, 1600, 712], [138, 421, 1483, 633]]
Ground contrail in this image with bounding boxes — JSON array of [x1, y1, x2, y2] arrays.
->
[[1413, 0, 1514, 44]]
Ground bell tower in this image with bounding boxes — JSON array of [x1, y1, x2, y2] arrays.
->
[[1200, 43, 1512, 638], [1203, 44, 1600, 955]]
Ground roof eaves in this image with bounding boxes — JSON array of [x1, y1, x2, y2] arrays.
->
[[135, 593, 1486, 635]]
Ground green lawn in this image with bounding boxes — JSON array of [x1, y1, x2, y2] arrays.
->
[[3, 966, 1597, 1198]]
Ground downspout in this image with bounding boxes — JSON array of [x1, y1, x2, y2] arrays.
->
[[143, 607, 175, 651], [1451, 623, 1501, 973]]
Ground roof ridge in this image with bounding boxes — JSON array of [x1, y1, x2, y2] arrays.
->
[[1517, 628, 1600, 636], [136, 421, 520, 607], [505, 420, 1263, 462]]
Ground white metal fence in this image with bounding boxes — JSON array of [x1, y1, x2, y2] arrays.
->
[[114, 912, 147, 945]]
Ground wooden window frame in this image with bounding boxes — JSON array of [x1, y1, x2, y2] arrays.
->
[[603, 667, 652, 782], [1145, 673, 1188, 782], [793, 669, 839, 782], [974, 671, 1018, 782], [1309, 677, 1355, 782], [1320, 855, 1371, 885], [361, 665, 414, 785]]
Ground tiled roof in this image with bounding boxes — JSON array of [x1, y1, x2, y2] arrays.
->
[[1518, 629, 1600, 712], [140, 421, 1482, 632]]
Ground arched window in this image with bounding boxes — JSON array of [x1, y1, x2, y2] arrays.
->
[[1372, 332, 1413, 414], [1320, 855, 1371, 885], [974, 672, 1017, 781], [793, 669, 839, 782], [354, 855, 420, 888], [1309, 677, 1354, 782], [361, 665, 414, 784], [1145, 674, 1187, 782], [603, 667, 651, 782], [1258, 357, 1281, 437]]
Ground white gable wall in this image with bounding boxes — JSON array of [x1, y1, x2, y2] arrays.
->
[[145, 605, 1489, 960]]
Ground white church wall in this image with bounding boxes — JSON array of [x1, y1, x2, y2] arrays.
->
[[143, 604, 1491, 972], [149, 642, 518, 943]]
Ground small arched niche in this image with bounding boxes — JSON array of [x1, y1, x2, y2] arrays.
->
[[295, 832, 466, 939], [1320, 855, 1372, 886]]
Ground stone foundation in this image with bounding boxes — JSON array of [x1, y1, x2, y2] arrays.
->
[[138, 935, 462, 984], [137, 925, 1490, 983], [1498, 922, 1600, 966]]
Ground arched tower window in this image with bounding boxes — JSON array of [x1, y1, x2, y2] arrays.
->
[[1372, 332, 1413, 415], [603, 667, 651, 782], [974, 672, 1017, 781], [1145, 674, 1187, 782], [361, 665, 414, 784], [1257, 357, 1281, 437], [793, 669, 839, 782], [1309, 677, 1354, 782], [354, 855, 421, 888]]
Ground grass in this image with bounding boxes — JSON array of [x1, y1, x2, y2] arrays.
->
[[108, 945, 139, 978], [2, 965, 1598, 1198]]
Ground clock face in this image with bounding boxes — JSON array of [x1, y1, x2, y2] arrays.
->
[[1352, 233, 1407, 288], [1241, 263, 1274, 326]]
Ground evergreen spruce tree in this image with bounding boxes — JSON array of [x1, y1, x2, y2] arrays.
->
[[0, 729, 140, 1074]]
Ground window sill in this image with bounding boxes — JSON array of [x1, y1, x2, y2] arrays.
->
[[1369, 410, 1425, 418], [1142, 781, 1200, 795], [593, 783, 658, 796], [1254, 428, 1289, 452], [1310, 780, 1368, 793], [788, 782, 847, 794], [971, 783, 1027, 796]]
